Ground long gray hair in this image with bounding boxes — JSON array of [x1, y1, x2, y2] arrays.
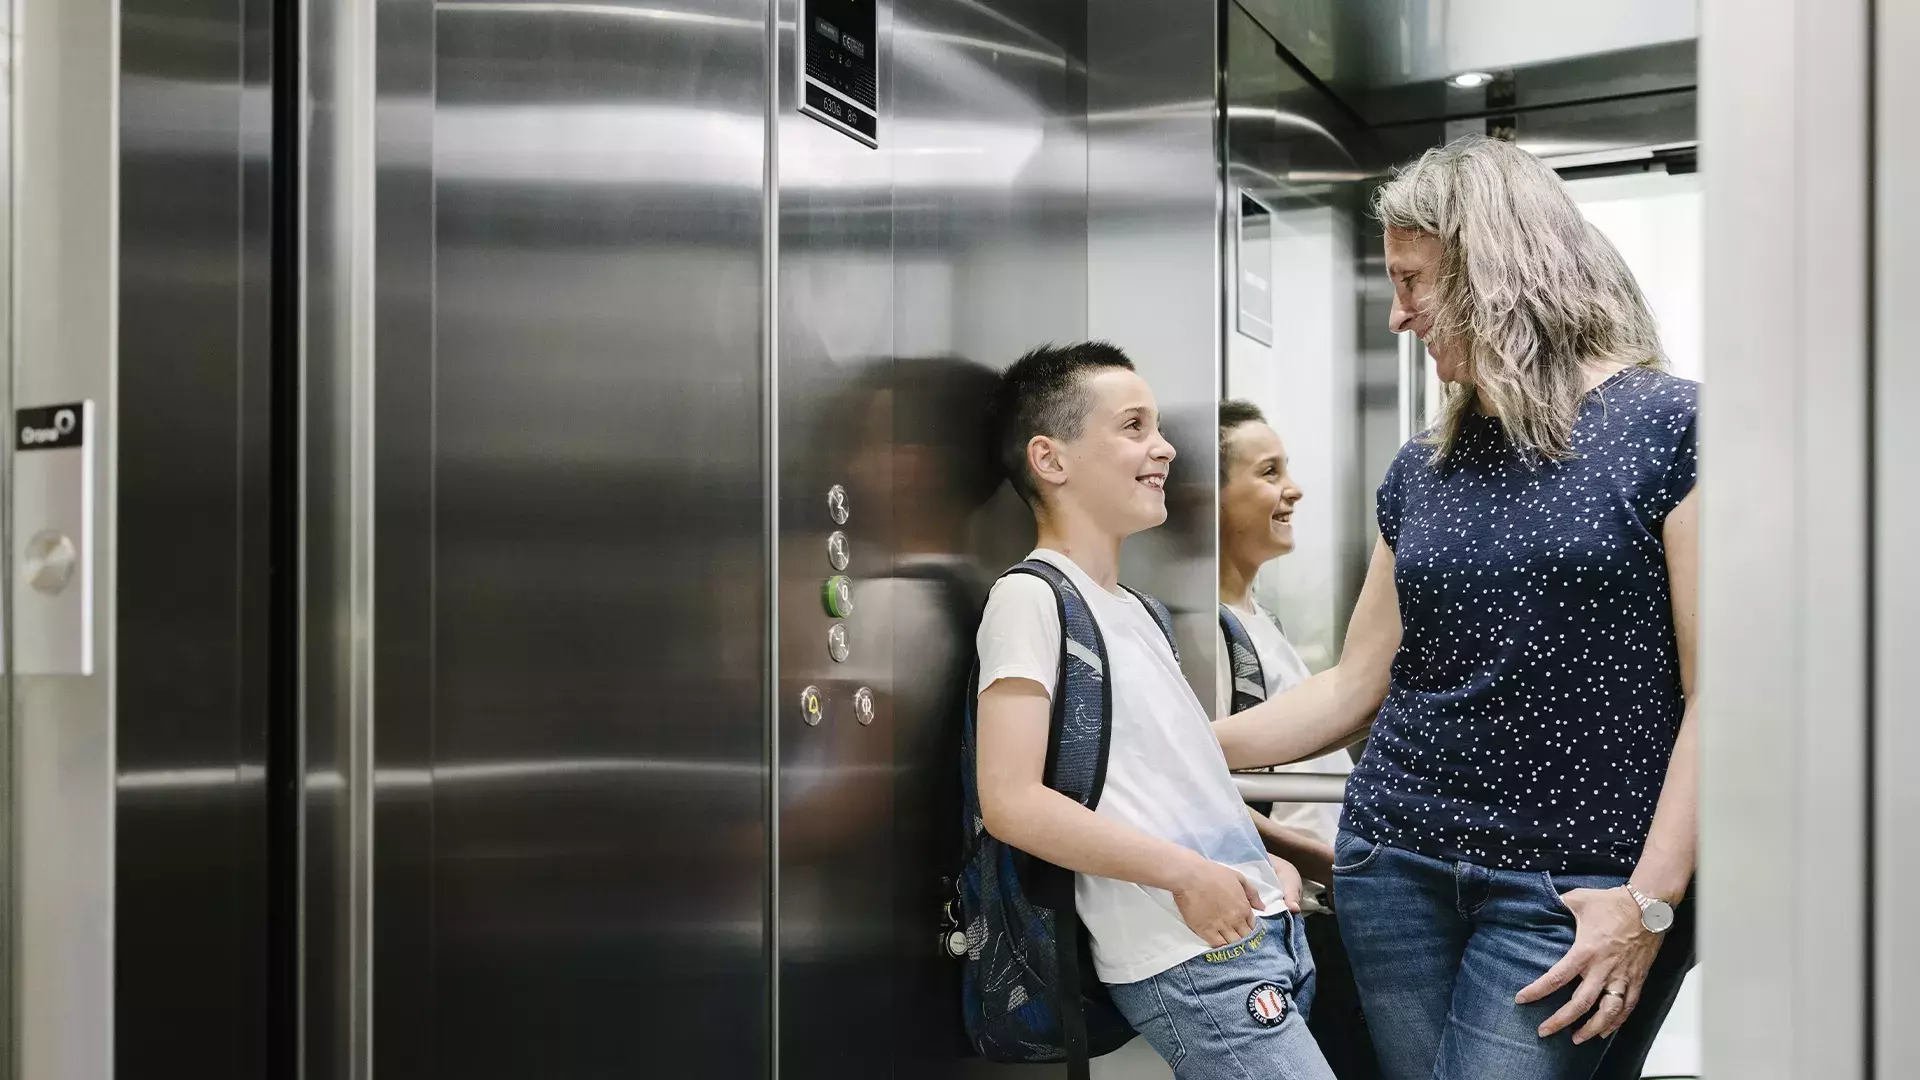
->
[[1373, 135, 1665, 464]]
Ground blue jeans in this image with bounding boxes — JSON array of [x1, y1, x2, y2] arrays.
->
[[1106, 913, 1336, 1080], [1332, 830, 1626, 1080]]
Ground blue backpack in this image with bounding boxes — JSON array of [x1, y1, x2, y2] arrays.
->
[[954, 559, 1179, 1080]]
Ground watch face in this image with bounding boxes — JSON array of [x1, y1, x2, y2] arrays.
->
[[1642, 899, 1676, 934]]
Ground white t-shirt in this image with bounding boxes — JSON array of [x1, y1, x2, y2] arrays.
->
[[976, 549, 1286, 986], [1213, 600, 1353, 845]]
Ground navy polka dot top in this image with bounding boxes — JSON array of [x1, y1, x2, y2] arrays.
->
[[1340, 368, 1699, 875]]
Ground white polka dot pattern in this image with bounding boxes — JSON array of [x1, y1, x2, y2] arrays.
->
[[1340, 368, 1699, 874]]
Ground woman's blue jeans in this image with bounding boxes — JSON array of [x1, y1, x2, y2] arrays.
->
[[1332, 830, 1628, 1080]]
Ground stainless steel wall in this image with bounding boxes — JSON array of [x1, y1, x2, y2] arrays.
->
[[117, 0, 278, 1071], [1088, 0, 1225, 702], [16, 0, 119, 1077], [429, 4, 771, 1077]]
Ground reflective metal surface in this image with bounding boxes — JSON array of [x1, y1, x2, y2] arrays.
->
[[306, 0, 379, 1076], [1222, 4, 1371, 669], [1089, 0, 1222, 703], [423, 2, 771, 1077], [1230, 772, 1348, 805], [115, 0, 279, 1069], [16, 0, 119, 1076], [1237, 0, 1694, 125], [882, 2, 1091, 1075], [774, 0, 896, 1071], [368, 0, 436, 1074]]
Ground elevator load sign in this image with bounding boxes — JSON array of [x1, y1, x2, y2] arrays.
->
[[17, 403, 86, 451], [799, 0, 878, 147]]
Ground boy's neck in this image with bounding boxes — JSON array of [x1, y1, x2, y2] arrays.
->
[[1219, 551, 1259, 611], [1034, 512, 1125, 592]]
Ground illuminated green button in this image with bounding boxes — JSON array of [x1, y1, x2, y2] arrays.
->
[[822, 575, 854, 618]]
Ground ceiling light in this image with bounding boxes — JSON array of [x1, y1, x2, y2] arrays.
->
[[1448, 71, 1494, 89]]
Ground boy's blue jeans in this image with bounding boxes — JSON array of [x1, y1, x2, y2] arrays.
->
[[1332, 829, 1628, 1080], [1106, 913, 1336, 1080]]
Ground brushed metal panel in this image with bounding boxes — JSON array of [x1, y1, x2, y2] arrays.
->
[[15, 0, 117, 1077], [430, 3, 769, 1077], [116, 0, 279, 1072], [370, 0, 436, 1075], [1235, 0, 1694, 123], [306, 0, 379, 1077], [1088, 0, 1220, 707], [886, 3, 1088, 1077], [773, 0, 896, 1075]]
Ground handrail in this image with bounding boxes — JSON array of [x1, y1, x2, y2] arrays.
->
[[1231, 771, 1348, 805]]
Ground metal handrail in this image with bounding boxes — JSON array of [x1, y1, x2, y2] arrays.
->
[[1231, 771, 1348, 805]]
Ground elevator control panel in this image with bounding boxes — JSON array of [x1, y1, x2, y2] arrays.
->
[[13, 401, 96, 675], [798, 0, 878, 147]]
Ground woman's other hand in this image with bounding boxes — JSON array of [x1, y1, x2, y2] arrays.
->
[[1515, 886, 1664, 1044]]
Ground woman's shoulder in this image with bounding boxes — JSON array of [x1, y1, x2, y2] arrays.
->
[[1603, 366, 1699, 428]]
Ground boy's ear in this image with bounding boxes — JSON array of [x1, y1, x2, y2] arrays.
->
[[1027, 434, 1068, 494]]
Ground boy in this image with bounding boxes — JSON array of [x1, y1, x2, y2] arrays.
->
[[1216, 400, 1375, 1079], [974, 343, 1334, 1080]]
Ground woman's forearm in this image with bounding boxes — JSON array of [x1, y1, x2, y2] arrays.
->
[[1631, 695, 1700, 902], [1213, 666, 1376, 770]]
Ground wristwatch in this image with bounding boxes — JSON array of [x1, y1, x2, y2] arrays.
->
[[1623, 882, 1675, 934]]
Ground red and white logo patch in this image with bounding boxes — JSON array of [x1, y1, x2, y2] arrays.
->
[[1246, 982, 1288, 1028]]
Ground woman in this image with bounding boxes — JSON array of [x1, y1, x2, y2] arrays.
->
[[1213, 135, 1699, 1080]]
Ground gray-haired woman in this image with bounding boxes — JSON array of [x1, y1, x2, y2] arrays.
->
[[1214, 135, 1699, 1080]]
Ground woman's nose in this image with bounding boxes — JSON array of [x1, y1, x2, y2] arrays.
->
[[1389, 295, 1414, 333]]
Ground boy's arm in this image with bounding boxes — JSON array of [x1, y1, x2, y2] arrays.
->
[[1249, 811, 1335, 887], [977, 677, 1263, 948], [1213, 537, 1402, 770]]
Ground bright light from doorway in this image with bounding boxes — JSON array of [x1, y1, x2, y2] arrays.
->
[[1447, 71, 1495, 89]]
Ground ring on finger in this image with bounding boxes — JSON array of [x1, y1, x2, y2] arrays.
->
[[1601, 987, 1628, 1003]]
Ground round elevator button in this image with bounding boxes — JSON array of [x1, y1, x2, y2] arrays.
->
[[853, 686, 875, 726], [826, 484, 850, 525], [826, 530, 850, 571], [799, 685, 825, 727], [827, 622, 850, 663], [822, 575, 854, 618]]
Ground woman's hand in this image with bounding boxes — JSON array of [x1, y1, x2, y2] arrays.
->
[[1516, 886, 1665, 1044], [1267, 854, 1303, 913]]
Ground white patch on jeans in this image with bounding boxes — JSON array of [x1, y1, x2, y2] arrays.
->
[[1246, 982, 1288, 1027]]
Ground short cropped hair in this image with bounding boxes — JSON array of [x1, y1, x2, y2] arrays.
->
[[989, 342, 1136, 509], [1218, 399, 1266, 484]]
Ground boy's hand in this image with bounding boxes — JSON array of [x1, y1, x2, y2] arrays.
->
[[1266, 853, 1303, 913], [1169, 856, 1261, 946]]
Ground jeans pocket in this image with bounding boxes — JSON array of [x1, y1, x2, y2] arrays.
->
[[1331, 829, 1384, 874]]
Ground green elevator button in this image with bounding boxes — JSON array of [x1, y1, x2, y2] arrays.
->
[[822, 575, 854, 618]]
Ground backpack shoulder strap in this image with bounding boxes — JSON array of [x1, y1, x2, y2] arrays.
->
[[1118, 583, 1179, 663], [1217, 604, 1269, 715], [1003, 560, 1113, 814], [1004, 559, 1109, 1080]]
